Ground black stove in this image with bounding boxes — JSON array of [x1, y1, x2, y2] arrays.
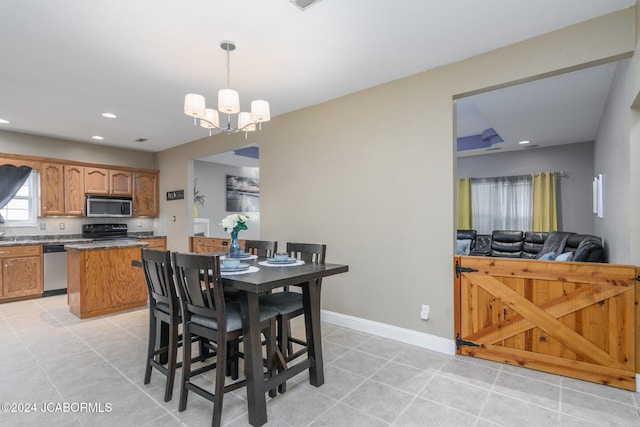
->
[[82, 223, 137, 241]]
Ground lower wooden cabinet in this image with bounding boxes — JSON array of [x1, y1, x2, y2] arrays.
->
[[189, 236, 244, 254], [140, 237, 166, 250], [67, 246, 147, 319], [0, 245, 43, 302]]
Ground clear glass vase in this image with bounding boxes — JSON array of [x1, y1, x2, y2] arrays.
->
[[229, 230, 242, 258]]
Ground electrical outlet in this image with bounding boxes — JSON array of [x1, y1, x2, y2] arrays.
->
[[420, 304, 430, 320], [59, 223, 65, 230], [39, 223, 46, 230]]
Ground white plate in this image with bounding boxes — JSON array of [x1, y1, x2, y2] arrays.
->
[[220, 263, 250, 272], [266, 258, 297, 264]]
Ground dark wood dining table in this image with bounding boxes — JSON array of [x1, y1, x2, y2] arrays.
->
[[221, 256, 348, 426]]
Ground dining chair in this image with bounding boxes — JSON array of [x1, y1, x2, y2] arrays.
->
[[259, 242, 326, 393], [171, 252, 278, 427], [140, 248, 181, 402], [244, 239, 278, 258]]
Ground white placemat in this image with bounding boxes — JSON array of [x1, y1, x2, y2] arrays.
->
[[258, 260, 305, 267], [220, 266, 260, 275], [221, 254, 258, 261]]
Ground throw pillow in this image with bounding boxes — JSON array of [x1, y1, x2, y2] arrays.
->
[[456, 239, 472, 255], [538, 251, 556, 260], [555, 252, 573, 261]]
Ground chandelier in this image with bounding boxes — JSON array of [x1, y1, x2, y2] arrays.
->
[[184, 41, 270, 137]]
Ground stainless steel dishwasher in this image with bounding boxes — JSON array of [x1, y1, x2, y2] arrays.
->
[[43, 243, 67, 296]]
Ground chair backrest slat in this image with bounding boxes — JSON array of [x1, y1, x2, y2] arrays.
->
[[244, 240, 277, 258], [287, 242, 326, 264]]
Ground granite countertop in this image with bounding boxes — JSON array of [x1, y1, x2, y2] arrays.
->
[[64, 241, 150, 250], [0, 233, 165, 247]]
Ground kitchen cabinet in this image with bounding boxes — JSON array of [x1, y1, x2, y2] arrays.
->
[[0, 245, 43, 302], [64, 165, 85, 215], [132, 172, 159, 217], [40, 163, 64, 216], [40, 163, 85, 216], [140, 237, 166, 250], [85, 167, 132, 196], [189, 236, 244, 254], [67, 245, 146, 318]]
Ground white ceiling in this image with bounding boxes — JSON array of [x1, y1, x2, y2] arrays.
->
[[0, 0, 634, 155], [455, 61, 621, 157]]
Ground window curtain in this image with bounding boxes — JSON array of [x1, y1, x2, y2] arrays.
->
[[471, 175, 532, 234], [531, 171, 557, 232], [457, 178, 472, 229], [0, 165, 32, 223]]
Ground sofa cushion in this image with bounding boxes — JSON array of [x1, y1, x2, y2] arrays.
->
[[555, 252, 573, 261], [572, 235, 604, 262], [456, 239, 472, 255], [456, 230, 476, 250], [523, 232, 549, 259], [538, 251, 556, 260], [490, 230, 524, 258]]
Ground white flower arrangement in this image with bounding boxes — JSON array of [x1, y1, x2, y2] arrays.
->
[[219, 213, 249, 234]]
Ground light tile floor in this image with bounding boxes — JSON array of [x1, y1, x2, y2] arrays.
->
[[1, 295, 639, 426]]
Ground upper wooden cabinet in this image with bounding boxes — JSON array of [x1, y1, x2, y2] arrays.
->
[[40, 163, 64, 216], [132, 172, 159, 217], [85, 167, 132, 196], [41, 163, 86, 216], [64, 165, 85, 215]]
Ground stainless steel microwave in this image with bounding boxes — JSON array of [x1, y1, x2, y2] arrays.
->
[[86, 196, 133, 217]]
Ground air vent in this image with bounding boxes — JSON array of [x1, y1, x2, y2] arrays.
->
[[134, 138, 148, 143], [522, 144, 539, 149], [291, 0, 322, 10]]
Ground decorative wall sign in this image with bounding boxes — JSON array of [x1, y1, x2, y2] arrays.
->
[[166, 190, 184, 201], [226, 175, 260, 212]]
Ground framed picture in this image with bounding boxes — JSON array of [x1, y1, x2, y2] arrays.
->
[[226, 175, 260, 212]]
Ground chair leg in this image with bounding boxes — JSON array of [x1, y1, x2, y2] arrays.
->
[[178, 323, 192, 412], [144, 311, 156, 385], [164, 319, 179, 402], [265, 319, 277, 398], [277, 316, 288, 394], [212, 338, 227, 427], [228, 339, 240, 380]]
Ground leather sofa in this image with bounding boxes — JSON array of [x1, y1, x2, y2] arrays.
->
[[457, 229, 604, 262]]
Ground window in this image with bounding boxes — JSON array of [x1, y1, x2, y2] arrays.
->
[[0, 170, 39, 227], [471, 175, 532, 234]]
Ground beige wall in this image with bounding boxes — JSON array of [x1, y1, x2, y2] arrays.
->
[[0, 130, 156, 169], [129, 8, 640, 340], [629, 1, 640, 263]]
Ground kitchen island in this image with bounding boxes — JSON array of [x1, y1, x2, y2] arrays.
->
[[65, 241, 149, 319]]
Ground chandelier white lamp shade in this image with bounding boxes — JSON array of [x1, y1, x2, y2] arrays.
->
[[183, 41, 270, 137]]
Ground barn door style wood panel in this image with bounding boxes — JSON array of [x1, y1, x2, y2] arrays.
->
[[453, 256, 637, 391]]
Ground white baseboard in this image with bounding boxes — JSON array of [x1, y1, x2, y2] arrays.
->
[[320, 310, 456, 356]]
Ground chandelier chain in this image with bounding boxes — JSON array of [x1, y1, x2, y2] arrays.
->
[[226, 45, 231, 88]]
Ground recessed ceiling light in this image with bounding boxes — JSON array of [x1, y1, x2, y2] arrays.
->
[[101, 112, 117, 119], [91, 135, 104, 140], [518, 140, 531, 145], [0, 118, 10, 124]]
